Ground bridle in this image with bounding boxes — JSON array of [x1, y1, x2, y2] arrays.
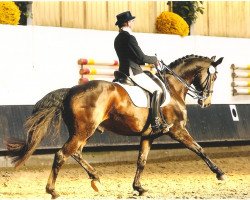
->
[[156, 60, 217, 101], [193, 65, 217, 99]]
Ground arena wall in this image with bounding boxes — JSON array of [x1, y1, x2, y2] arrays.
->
[[0, 25, 250, 151]]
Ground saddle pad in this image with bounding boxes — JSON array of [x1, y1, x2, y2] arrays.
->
[[114, 82, 170, 108]]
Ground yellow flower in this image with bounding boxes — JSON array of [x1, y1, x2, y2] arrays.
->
[[0, 2, 21, 25], [156, 11, 189, 37]]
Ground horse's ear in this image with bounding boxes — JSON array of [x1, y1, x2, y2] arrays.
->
[[211, 56, 216, 61], [212, 57, 224, 67]]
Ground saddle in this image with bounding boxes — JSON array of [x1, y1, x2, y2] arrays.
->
[[113, 71, 135, 86], [113, 71, 170, 108]]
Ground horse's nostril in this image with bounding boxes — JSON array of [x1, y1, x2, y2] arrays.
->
[[205, 103, 211, 108]]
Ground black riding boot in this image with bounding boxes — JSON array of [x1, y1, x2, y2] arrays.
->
[[150, 91, 172, 134]]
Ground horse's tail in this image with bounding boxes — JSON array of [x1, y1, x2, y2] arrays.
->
[[6, 88, 70, 168]]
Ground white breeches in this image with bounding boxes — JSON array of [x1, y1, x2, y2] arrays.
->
[[129, 72, 162, 94]]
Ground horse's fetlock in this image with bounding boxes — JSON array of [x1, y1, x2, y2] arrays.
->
[[46, 185, 54, 193], [133, 183, 148, 196], [46, 185, 60, 199], [133, 183, 142, 191]]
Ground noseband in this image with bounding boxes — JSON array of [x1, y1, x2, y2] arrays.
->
[[197, 66, 217, 99], [157, 60, 217, 101]]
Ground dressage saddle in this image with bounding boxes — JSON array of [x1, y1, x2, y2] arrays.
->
[[113, 70, 167, 104]]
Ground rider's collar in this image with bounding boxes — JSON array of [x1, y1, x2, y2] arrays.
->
[[121, 27, 133, 35]]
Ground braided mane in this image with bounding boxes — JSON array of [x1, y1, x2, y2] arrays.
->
[[168, 55, 212, 69]]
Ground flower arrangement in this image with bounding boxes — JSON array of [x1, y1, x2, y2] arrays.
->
[[0, 2, 21, 25], [14, 1, 32, 25], [156, 11, 189, 36], [171, 1, 204, 27]]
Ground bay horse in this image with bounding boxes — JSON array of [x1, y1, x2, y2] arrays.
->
[[7, 55, 225, 199]]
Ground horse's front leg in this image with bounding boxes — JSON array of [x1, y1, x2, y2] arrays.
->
[[133, 137, 153, 196], [169, 126, 226, 180]]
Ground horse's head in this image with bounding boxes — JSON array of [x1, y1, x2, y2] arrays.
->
[[161, 55, 224, 109], [192, 56, 223, 108]]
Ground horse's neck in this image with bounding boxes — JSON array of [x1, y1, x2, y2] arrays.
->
[[167, 62, 200, 102]]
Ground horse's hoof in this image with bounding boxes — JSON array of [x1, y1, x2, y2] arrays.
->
[[132, 188, 148, 196], [217, 173, 227, 181], [139, 190, 148, 196], [91, 180, 102, 192], [51, 193, 60, 199], [139, 189, 148, 196], [46, 188, 60, 199]]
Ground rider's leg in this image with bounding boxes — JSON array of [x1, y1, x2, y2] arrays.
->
[[151, 90, 172, 134], [130, 72, 172, 134]]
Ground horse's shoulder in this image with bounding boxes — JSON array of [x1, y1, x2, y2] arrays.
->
[[167, 97, 187, 115]]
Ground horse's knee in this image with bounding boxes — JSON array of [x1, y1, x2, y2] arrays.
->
[[53, 150, 66, 168]]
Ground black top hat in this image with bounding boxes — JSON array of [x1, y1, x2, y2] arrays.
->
[[115, 11, 135, 26]]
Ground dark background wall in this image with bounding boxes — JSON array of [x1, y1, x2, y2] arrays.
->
[[0, 104, 249, 151]]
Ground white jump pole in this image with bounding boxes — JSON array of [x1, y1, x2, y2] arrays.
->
[[232, 80, 250, 87], [233, 88, 250, 95], [231, 64, 250, 70], [232, 71, 250, 78]]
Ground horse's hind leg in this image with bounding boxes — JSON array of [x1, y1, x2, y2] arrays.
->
[[71, 147, 101, 192], [46, 135, 83, 199], [169, 127, 226, 180], [133, 137, 153, 196]]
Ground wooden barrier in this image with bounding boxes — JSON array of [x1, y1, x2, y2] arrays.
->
[[232, 71, 250, 78], [231, 80, 250, 87], [78, 58, 118, 66], [231, 64, 250, 70], [2, 104, 250, 153], [77, 58, 156, 84], [231, 64, 250, 95], [78, 58, 118, 84], [233, 88, 250, 95]]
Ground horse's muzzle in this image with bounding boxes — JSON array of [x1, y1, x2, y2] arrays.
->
[[198, 99, 211, 108]]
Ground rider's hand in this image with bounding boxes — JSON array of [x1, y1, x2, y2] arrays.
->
[[154, 60, 160, 67]]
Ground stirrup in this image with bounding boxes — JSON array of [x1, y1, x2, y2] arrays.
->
[[151, 124, 162, 134], [161, 123, 173, 133], [151, 118, 173, 134], [151, 117, 161, 134], [151, 123, 173, 134]]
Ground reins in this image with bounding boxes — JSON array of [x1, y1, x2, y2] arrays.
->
[[157, 60, 213, 101]]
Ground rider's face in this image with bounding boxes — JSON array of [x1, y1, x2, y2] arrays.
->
[[128, 19, 135, 29]]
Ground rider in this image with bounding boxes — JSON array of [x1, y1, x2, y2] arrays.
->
[[114, 11, 172, 135]]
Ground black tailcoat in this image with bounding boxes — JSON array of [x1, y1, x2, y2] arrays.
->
[[114, 31, 157, 76]]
